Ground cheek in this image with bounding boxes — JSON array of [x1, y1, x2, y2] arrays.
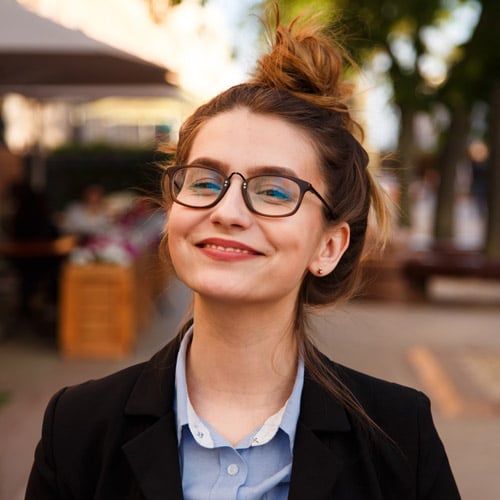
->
[[265, 224, 321, 276], [165, 207, 191, 260], [275, 215, 324, 258], [167, 204, 197, 237]]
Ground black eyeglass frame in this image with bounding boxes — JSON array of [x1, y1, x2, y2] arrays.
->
[[165, 165, 336, 219]]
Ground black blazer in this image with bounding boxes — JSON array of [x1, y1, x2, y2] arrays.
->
[[26, 336, 460, 499]]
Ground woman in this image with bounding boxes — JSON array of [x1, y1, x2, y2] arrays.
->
[[26, 9, 460, 500]]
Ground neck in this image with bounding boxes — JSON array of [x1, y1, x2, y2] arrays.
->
[[184, 294, 299, 444], [189, 294, 298, 389]]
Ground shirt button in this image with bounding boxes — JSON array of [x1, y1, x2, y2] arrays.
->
[[226, 464, 239, 476]]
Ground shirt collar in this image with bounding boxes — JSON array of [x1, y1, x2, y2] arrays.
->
[[174, 326, 304, 451]]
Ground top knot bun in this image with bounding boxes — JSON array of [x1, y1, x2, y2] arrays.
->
[[251, 9, 354, 124]]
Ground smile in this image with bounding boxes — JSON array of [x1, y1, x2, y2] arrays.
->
[[201, 244, 254, 254], [196, 238, 263, 260]]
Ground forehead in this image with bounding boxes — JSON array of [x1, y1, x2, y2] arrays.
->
[[187, 108, 321, 181]]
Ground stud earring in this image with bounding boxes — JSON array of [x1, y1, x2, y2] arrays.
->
[[317, 268, 323, 275]]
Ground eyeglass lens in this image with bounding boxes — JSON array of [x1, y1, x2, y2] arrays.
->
[[170, 166, 302, 216]]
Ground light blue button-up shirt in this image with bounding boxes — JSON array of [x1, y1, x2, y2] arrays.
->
[[174, 327, 304, 500]]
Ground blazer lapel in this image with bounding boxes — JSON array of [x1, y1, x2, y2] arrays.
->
[[121, 338, 184, 500], [288, 420, 345, 499], [122, 413, 183, 500], [288, 374, 352, 500]]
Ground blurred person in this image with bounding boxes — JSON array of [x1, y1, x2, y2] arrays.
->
[[9, 180, 59, 242], [0, 145, 23, 236], [468, 140, 489, 219], [62, 184, 112, 240], [5, 178, 61, 320], [26, 7, 459, 499]]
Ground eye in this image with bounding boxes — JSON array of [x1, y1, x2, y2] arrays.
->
[[251, 176, 297, 204], [258, 187, 292, 201], [184, 168, 223, 196], [190, 179, 221, 193]]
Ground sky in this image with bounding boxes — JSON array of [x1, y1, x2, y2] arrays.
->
[[208, 0, 261, 77]]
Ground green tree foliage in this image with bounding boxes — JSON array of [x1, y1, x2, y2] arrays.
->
[[463, 0, 500, 257], [434, 0, 500, 256]]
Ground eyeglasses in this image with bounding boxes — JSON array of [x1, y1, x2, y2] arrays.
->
[[165, 165, 335, 218]]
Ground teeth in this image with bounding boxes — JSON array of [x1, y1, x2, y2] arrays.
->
[[204, 244, 251, 254]]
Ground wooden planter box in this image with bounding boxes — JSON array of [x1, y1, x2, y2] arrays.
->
[[59, 263, 137, 358]]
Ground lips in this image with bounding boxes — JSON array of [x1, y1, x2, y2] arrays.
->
[[196, 238, 262, 256]]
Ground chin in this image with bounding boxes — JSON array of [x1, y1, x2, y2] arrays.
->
[[194, 282, 253, 302]]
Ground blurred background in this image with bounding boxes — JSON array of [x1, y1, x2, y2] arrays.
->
[[0, 0, 499, 499]]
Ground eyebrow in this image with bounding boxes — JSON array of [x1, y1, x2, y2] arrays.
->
[[188, 157, 299, 178]]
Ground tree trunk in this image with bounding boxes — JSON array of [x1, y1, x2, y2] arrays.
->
[[397, 108, 416, 228], [433, 106, 469, 244], [485, 84, 500, 258]]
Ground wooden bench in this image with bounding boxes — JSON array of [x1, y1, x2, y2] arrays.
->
[[403, 249, 500, 296]]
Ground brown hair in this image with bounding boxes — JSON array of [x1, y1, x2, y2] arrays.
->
[[160, 8, 391, 435]]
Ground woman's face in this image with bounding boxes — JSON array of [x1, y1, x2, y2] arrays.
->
[[167, 107, 348, 306]]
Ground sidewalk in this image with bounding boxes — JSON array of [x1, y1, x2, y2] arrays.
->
[[1, 278, 499, 499]]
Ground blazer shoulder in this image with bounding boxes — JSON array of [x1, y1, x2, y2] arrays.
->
[[318, 356, 434, 444], [64, 362, 146, 398], [326, 361, 460, 498], [48, 362, 147, 428], [331, 358, 429, 412]]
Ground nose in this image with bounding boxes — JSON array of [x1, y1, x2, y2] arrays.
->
[[209, 173, 252, 227]]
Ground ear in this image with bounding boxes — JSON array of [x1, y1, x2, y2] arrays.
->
[[308, 222, 350, 277]]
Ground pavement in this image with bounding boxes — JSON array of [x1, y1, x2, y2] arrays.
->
[[1, 276, 500, 500]]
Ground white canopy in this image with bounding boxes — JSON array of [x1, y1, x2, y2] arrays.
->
[[0, 0, 179, 99]]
